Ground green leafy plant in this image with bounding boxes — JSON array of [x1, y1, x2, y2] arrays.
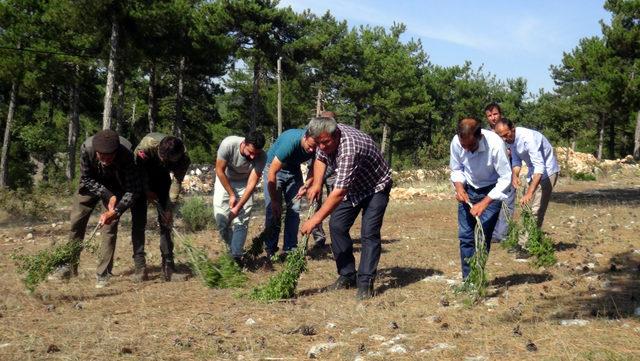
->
[[521, 206, 557, 267], [175, 230, 246, 288], [572, 172, 596, 181], [179, 196, 210, 232], [12, 242, 83, 292]]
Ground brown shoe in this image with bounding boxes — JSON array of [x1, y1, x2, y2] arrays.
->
[[261, 258, 275, 272]]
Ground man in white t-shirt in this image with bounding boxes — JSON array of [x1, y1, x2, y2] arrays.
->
[[214, 131, 266, 264]]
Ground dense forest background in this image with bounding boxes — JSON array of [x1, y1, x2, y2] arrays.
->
[[0, 0, 639, 190]]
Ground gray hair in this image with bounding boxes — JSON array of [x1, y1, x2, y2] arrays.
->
[[306, 116, 337, 137]]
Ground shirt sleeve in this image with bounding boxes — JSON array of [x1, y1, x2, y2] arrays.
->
[[487, 143, 512, 201], [167, 154, 190, 211], [527, 136, 546, 175], [114, 151, 142, 214], [449, 137, 466, 184], [510, 143, 522, 168]]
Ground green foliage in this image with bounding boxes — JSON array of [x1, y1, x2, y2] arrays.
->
[[522, 207, 557, 267], [180, 238, 246, 289], [501, 219, 520, 251], [12, 241, 82, 292], [572, 172, 597, 181], [244, 223, 278, 261], [249, 246, 308, 301], [179, 197, 210, 232]]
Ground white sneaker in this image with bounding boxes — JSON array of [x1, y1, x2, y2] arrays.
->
[[95, 275, 110, 289]]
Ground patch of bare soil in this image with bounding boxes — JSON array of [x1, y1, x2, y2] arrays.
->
[[1, 171, 640, 360]]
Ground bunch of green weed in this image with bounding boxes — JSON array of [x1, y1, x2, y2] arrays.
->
[[501, 219, 520, 251], [522, 206, 556, 267], [456, 217, 489, 301], [572, 172, 596, 181], [249, 246, 307, 301], [244, 220, 280, 261], [12, 241, 83, 292], [179, 197, 210, 232], [180, 237, 246, 288]]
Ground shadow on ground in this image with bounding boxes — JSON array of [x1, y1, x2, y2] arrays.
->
[[552, 187, 640, 206]]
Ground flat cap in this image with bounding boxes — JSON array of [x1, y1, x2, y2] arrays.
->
[[93, 129, 120, 153]]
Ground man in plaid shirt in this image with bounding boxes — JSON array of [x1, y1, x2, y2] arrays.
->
[[300, 116, 392, 300]]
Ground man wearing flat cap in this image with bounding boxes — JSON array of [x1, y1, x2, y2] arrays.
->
[[49, 129, 144, 288]]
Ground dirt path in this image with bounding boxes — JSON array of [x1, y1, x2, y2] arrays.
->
[[1, 174, 639, 360]]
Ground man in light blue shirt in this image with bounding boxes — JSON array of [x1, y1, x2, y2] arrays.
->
[[450, 117, 512, 278], [494, 119, 560, 227]]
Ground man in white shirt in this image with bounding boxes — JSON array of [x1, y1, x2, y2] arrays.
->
[[450, 118, 512, 278], [494, 119, 560, 227]]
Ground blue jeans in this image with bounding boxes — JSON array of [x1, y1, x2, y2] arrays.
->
[[458, 184, 502, 278], [492, 186, 515, 241], [264, 166, 303, 254]]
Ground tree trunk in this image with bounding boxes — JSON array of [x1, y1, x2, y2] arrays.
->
[[571, 139, 576, 151], [633, 111, 640, 160], [102, 13, 119, 130], [148, 63, 157, 132], [277, 57, 282, 136], [250, 61, 261, 131], [381, 122, 391, 164], [115, 70, 125, 133], [66, 66, 80, 181], [0, 80, 18, 188], [608, 116, 615, 159], [597, 114, 605, 161], [173, 56, 185, 138]]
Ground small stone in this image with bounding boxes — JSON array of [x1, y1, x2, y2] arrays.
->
[[51, 223, 57, 228], [120, 347, 133, 354], [325, 322, 337, 329], [245, 318, 256, 326], [426, 315, 442, 323], [74, 302, 85, 310], [560, 319, 589, 326], [25, 233, 33, 240], [526, 340, 537, 352], [369, 335, 386, 341], [388, 321, 399, 329], [45, 304, 55, 312], [47, 344, 60, 353], [351, 327, 367, 335], [387, 344, 407, 354]]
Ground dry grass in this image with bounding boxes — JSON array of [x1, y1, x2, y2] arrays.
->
[[1, 170, 640, 360]]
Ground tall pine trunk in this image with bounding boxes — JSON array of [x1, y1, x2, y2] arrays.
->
[[250, 61, 260, 131], [0, 79, 18, 188], [173, 56, 185, 138], [608, 116, 615, 159], [381, 122, 392, 165], [102, 13, 119, 130], [148, 63, 157, 132], [66, 66, 80, 181], [597, 114, 605, 161], [633, 111, 640, 160], [115, 69, 125, 133]]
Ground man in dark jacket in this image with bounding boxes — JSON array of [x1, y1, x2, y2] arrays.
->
[[133, 133, 190, 281], [49, 129, 143, 288]]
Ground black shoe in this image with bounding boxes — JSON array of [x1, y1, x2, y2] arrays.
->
[[233, 256, 245, 268], [491, 238, 502, 244], [162, 259, 174, 281], [131, 266, 148, 283], [328, 275, 356, 291], [356, 280, 374, 300], [514, 245, 530, 260]]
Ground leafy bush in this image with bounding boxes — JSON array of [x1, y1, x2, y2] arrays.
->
[[250, 246, 308, 301], [0, 188, 55, 221], [572, 172, 596, 181], [179, 237, 246, 288], [522, 207, 557, 267], [179, 196, 211, 232]]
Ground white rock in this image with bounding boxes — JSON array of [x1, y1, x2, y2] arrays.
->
[[25, 233, 33, 240], [634, 249, 640, 255], [354, 356, 365, 361], [391, 334, 407, 342], [420, 343, 455, 352], [245, 318, 256, 326], [351, 327, 367, 335], [195, 168, 202, 176], [0, 343, 10, 348], [369, 334, 386, 341], [308, 342, 346, 358], [446, 279, 459, 285], [325, 322, 336, 329], [515, 259, 529, 263], [422, 274, 445, 282], [387, 344, 407, 354], [560, 319, 589, 326], [594, 253, 604, 258], [587, 263, 595, 269], [484, 298, 499, 307], [367, 351, 383, 357], [51, 223, 57, 228]]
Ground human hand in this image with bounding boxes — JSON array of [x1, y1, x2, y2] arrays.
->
[[306, 185, 321, 202], [455, 188, 470, 204], [229, 193, 238, 208], [520, 192, 533, 206]]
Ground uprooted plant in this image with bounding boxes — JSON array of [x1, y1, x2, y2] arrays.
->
[[456, 203, 489, 301], [12, 224, 101, 292], [521, 205, 557, 267], [249, 204, 315, 301]]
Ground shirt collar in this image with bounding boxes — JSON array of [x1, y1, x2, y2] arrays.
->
[[462, 135, 487, 155]]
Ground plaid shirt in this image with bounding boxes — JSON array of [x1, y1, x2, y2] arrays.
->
[[316, 124, 391, 206], [79, 136, 142, 215]]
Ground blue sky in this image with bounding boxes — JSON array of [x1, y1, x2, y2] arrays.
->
[[279, 0, 611, 95]]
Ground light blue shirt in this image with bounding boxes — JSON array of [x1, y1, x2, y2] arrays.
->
[[509, 127, 560, 181], [450, 129, 512, 201]]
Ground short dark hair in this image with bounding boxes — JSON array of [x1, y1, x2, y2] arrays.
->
[[158, 136, 185, 162], [244, 130, 265, 150], [495, 118, 514, 129], [457, 117, 482, 138], [484, 102, 502, 114]]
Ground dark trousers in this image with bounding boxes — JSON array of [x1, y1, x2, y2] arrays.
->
[[458, 184, 502, 278], [132, 167, 174, 261], [69, 188, 145, 277], [329, 186, 390, 286]]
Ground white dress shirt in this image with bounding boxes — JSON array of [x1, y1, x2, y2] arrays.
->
[[450, 129, 512, 201], [509, 127, 560, 181]]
